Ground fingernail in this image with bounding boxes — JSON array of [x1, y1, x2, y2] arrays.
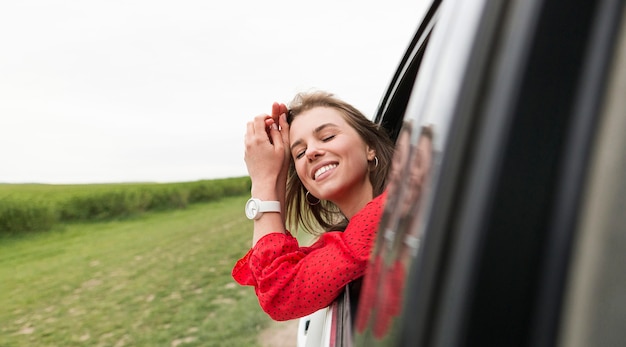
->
[[272, 123, 278, 130]]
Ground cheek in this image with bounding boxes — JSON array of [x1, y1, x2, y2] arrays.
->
[[294, 162, 309, 184], [358, 150, 372, 171]]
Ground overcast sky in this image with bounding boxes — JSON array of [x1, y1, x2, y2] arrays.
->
[[0, 1, 428, 184]]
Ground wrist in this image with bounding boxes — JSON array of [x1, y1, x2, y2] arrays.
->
[[245, 198, 281, 220], [250, 187, 279, 201], [250, 195, 279, 203]]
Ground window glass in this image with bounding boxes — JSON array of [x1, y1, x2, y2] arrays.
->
[[355, 112, 439, 342]]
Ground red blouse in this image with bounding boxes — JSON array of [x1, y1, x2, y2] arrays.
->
[[232, 192, 386, 321]]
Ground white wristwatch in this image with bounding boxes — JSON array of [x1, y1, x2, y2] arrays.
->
[[244, 198, 281, 220]]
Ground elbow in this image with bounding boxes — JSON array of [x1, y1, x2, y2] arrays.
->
[[262, 304, 300, 321]]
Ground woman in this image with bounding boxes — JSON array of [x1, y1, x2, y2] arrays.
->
[[232, 91, 394, 321]]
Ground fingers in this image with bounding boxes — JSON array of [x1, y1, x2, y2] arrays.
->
[[273, 102, 288, 116], [255, 114, 271, 138], [278, 113, 290, 144], [254, 113, 269, 130], [271, 102, 281, 119], [246, 107, 289, 150], [267, 121, 282, 151], [270, 102, 282, 131], [279, 103, 288, 117], [271, 102, 289, 127], [245, 114, 270, 144]]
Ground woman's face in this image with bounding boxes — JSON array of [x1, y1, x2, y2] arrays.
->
[[402, 134, 433, 214], [387, 127, 411, 198], [289, 106, 375, 205]]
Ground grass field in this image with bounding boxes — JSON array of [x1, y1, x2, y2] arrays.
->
[[0, 195, 277, 347], [0, 178, 250, 234]]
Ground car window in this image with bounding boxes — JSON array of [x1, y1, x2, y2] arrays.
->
[[355, 0, 495, 344], [374, 0, 440, 142], [354, 118, 437, 345]]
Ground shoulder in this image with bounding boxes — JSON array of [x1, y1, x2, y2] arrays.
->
[[347, 190, 387, 227], [359, 190, 388, 216]]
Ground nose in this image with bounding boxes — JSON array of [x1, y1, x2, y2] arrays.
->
[[305, 146, 324, 161]]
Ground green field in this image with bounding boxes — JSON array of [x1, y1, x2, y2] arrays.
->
[[0, 194, 277, 346], [0, 178, 250, 234]]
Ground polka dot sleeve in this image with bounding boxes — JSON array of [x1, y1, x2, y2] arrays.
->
[[232, 191, 386, 321]]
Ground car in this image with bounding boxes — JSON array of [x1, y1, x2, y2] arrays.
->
[[299, 0, 626, 345]]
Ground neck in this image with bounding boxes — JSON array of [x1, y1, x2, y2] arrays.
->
[[334, 184, 374, 220]]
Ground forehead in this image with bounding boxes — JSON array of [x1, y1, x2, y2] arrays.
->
[[289, 107, 348, 138]]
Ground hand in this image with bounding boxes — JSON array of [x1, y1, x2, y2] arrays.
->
[[270, 102, 291, 173], [269, 103, 290, 226], [244, 103, 290, 240], [244, 111, 286, 198]]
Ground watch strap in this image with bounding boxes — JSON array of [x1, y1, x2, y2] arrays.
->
[[257, 200, 281, 213]]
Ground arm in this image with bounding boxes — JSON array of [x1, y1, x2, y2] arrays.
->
[[252, 232, 370, 321], [233, 192, 386, 321], [270, 102, 290, 227], [245, 112, 288, 245]]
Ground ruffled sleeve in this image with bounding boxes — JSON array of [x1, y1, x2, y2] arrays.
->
[[232, 191, 386, 321]]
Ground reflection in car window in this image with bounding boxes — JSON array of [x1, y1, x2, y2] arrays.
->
[[355, 121, 412, 338], [355, 120, 436, 343]]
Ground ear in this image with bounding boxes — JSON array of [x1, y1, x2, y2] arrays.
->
[[366, 146, 376, 161]]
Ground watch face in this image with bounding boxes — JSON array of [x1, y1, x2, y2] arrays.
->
[[245, 199, 259, 219]]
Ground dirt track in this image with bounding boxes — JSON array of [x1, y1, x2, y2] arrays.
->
[[258, 319, 298, 347]]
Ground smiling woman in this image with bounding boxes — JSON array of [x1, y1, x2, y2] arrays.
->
[[231, 91, 394, 322]]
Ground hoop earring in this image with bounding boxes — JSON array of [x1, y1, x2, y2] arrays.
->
[[369, 156, 379, 171], [306, 191, 321, 205]]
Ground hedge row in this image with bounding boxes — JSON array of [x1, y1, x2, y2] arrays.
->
[[0, 199, 57, 233], [0, 177, 251, 235]]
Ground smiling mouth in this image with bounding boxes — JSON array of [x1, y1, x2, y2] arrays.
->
[[314, 164, 338, 180]]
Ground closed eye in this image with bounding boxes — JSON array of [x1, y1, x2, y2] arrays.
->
[[322, 135, 335, 142], [295, 149, 306, 159]]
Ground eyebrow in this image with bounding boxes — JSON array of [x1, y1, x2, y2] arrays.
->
[[290, 123, 339, 152]]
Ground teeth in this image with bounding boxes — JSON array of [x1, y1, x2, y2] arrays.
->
[[314, 164, 337, 180]]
